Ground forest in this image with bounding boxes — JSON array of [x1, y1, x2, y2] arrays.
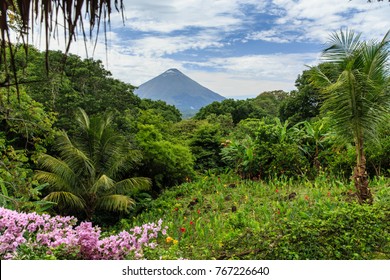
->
[[1, 16, 390, 259]]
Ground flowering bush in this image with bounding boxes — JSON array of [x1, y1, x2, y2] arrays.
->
[[0, 207, 167, 260]]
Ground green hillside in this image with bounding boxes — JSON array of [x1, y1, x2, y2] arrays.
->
[[127, 173, 390, 260]]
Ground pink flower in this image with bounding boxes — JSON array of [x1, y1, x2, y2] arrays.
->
[[0, 207, 167, 260]]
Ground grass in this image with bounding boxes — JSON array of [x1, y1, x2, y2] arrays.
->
[[119, 173, 390, 260]]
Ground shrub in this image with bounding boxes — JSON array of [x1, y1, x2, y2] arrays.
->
[[222, 203, 390, 260], [0, 207, 167, 260]]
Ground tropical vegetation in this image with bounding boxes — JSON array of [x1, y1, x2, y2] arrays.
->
[[1, 26, 390, 260]]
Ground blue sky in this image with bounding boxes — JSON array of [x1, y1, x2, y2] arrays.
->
[[58, 0, 389, 99]]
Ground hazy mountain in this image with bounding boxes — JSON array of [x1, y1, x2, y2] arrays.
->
[[134, 69, 225, 117]]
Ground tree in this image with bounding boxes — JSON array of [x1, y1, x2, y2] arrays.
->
[[311, 29, 390, 203], [35, 108, 151, 220]]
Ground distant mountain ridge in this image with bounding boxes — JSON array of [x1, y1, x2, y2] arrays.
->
[[134, 69, 225, 117]]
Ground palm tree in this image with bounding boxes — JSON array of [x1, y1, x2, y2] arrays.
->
[[35, 108, 151, 220], [311, 29, 390, 203]]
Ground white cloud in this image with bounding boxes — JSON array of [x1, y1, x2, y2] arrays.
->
[[122, 33, 224, 57], [195, 53, 319, 81], [259, 0, 390, 44], [117, 0, 265, 33], [25, 0, 389, 100]]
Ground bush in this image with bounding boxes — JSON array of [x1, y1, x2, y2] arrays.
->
[[222, 203, 390, 260], [0, 207, 167, 260]]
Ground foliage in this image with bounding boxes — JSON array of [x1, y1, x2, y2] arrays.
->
[[221, 136, 259, 179], [0, 88, 57, 212], [0, 139, 54, 213], [365, 120, 390, 177], [139, 99, 182, 123], [135, 123, 194, 192], [129, 174, 390, 260], [195, 91, 287, 125], [0, 207, 167, 260], [0, 87, 57, 153], [1, 1, 125, 100], [279, 64, 338, 125], [222, 118, 309, 179], [35, 108, 151, 221], [189, 122, 225, 172], [311, 29, 390, 203], [225, 203, 390, 260], [14, 49, 142, 131]]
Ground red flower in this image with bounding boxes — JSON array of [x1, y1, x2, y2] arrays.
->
[[275, 189, 279, 193], [327, 192, 331, 197], [277, 209, 280, 215], [304, 195, 309, 201], [197, 209, 201, 214], [180, 227, 186, 233], [190, 221, 194, 225], [174, 208, 179, 211]]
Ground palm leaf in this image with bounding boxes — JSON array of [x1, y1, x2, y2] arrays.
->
[[75, 108, 91, 132], [56, 131, 94, 176], [96, 194, 135, 213], [44, 191, 86, 211], [314, 29, 390, 146], [36, 154, 77, 188], [34, 171, 75, 192], [322, 29, 363, 63], [92, 174, 115, 193], [114, 177, 152, 195]]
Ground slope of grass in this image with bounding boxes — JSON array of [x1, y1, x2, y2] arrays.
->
[[119, 173, 390, 260]]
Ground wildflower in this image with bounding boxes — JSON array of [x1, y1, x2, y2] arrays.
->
[[190, 221, 194, 226], [180, 227, 186, 233], [166, 236, 173, 243], [327, 192, 331, 197], [197, 209, 201, 215], [304, 195, 310, 201], [173, 240, 179, 245], [275, 189, 279, 193], [174, 208, 179, 212]]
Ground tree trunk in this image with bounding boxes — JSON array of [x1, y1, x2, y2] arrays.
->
[[353, 137, 373, 204]]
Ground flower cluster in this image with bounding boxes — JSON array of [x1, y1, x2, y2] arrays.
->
[[0, 207, 167, 260]]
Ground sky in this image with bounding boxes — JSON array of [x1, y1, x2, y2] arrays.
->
[[43, 0, 390, 99]]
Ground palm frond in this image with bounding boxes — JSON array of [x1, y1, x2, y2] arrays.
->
[[34, 171, 75, 192], [75, 108, 91, 132], [96, 194, 135, 213], [322, 29, 363, 63], [114, 177, 152, 195], [362, 32, 390, 82], [92, 174, 115, 193], [43, 191, 86, 211], [315, 29, 390, 146], [56, 131, 95, 176], [36, 154, 77, 186]]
